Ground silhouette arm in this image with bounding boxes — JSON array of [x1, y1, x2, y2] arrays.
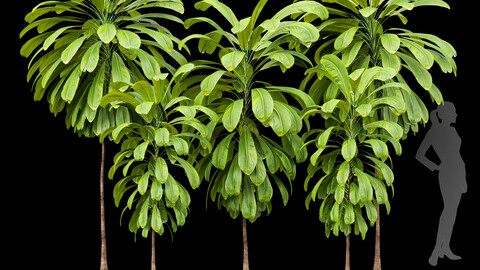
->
[[415, 130, 440, 172]]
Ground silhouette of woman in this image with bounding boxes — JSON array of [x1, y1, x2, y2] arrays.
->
[[416, 102, 467, 266]]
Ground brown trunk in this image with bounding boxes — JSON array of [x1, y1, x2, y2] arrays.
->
[[373, 204, 382, 270], [345, 234, 350, 270], [152, 231, 157, 270], [242, 217, 249, 270], [100, 142, 108, 270]]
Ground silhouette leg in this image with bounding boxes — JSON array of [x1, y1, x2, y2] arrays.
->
[[440, 192, 462, 260]]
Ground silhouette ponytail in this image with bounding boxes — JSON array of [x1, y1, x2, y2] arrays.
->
[[430, 108, 440, 128]]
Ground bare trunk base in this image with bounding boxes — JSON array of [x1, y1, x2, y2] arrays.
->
[[242, 217, 249, 270], [345, 234, 350, 270], [100, 142, 108, 270], [152, 231, 157, 270], [373, 204, 381, 270]]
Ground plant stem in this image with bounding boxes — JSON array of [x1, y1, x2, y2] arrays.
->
[[152, 230, 157, 270], [345, 234, 350, 270], [374, 203, 382, 270], [100, 141, 108, 270], [242, 217, 249, 270]]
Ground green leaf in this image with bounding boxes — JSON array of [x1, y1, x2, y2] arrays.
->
[[342, 139, 357, 161], [380, 34, 400, 54], [250, 157, 266, 186], [172, 156, 201, 189], [61, 64, 82, 103], [135, 101, 154, 115], [151, 204, 163, 233], [165, 175, 180, 203], [251, 88, 274, 122], [200, 70, 225, 96], [342, 41, 364, 67], [257, 175, 273, 202], [212, 132, 236, 170], [222, 99, 244, 132], [359, 6, 377, 17], [268, 101, 292, 137], [155, 157, 168, 183], [195, 0, 239, 27], [354, 168, 373, 203], [321, 54, 352, 102], [42, 58, 62, 88], [81, 41, 102, 72], [344, 201, 355, 225], [116, 29, 141, 49], [111, 52, 131, 83], [336, 160, 350, 186], [61, 36, 87, 64], [155, 128, 170, 147], [232, 17, 251, 34], [334, 26, 360, 50], [241, 180, 257, 220], [138, 171, 151, 195], [134, 141, 149, 161], [355, 104, 372, 117], [317, 126, 336, 148], [97, 23, 117, 44], [269, 52, 295, 69], [364, 139, 389, 162], [170, 137, 189, 156], [225, 155, 242, 196], [366, 156, 394, 186], [220, 50, 246, 71], [398, 52, 432, 90], [364, 120, 403, 141], [138, 197, 150, 228], [134, 48, 164, 81], [238, 127, 257, 175], [87, 63, 106, 110]]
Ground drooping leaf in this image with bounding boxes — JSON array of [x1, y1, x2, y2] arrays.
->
[[97, 23, 117, 44], [238, 127, 257, 175], [222, 99, 244, 132], [251, 88, 274, 122]]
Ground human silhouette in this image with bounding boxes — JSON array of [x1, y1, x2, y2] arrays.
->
[[415, 101, 467, 266]]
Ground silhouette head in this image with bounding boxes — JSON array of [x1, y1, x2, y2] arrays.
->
[[431, 102, 457, 126]]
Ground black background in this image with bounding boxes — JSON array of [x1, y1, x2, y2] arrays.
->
[[6, 0, 478, 269]]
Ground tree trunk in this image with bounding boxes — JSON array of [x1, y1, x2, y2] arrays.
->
[[242, 217, 249, 270], [100, 142, 108, 270], [345, 234, 350, 270], [152, 230, 157, 270], [373, 204, 382, 270]]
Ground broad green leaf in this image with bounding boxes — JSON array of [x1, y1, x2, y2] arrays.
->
[[200, 70, 225, 96], [398, 52, 432, 90], [268, 101, 292, 137], [195, 0, 239, 27], [269, 52, 295, 69], [355, 104, 372, 117], [138, 171, 151, 195], [232, 17, 251, 34], [61, 36, 86, 64], [272, 174, 289, 206], [80, 41, 102, 72], [116, 29, 141, 49], [134, 48, 164, 81], [251, 88, 274, 122], [43, 25, 74, 50], [111, 52, 131, 83], [97, 23, 116, 44], [155, 157, 168, 183], [250, 157, 266, 186], [344, 201, 355, 225], [257, 175, 273, 202], [367, 156, 394, 186], [354, 168, 373, 202], [151, 204, 163, 232], [401, 38, 435, 69], [334, 184, 345, 203], [134, 141, 149, 161], [135, 101, 154, 115], [42, 58, 62, 88], [355, 205, 368, 236], [330, 200, 340, 221], [238, 127, 257, 175], [222, 99, 244, 132], [241, 180, 257, 219], [364, 120, 403, 141], [368, 175, 388, 204], [138, 197, 150, 228], [170, 137, 189, 156], [341, 139, 357, 161], [357, 66, 396, 96], [321, 54, 352, 102], [61, 64, 82, 103], [364, 139, 389, 161], [365, 201, 378, 224], [334, 26, 360, 50], [165, 175, 180, 203], [133, 26, 174, 52], [221, 50, 245, 71], [87, 63, 106, 110], [172, 156, 201, 189], [342, 41, 364, 67], [271, 1, 329, 21], [155, 128, 170, 147], [212, 132, 236, 170], [380, 34, 400, 54], [225, 155, 242, 196], [337, 160, 350, 186], [317, 126, 336, 148], [359, 6, 377, 17]]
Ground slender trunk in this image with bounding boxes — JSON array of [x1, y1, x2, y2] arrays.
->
[[373, 204, 382, 270], [100, 141, 108, 270], [152, 231, 157, 270], [242, 217, 249, 270], [345, 234, 351, 270]]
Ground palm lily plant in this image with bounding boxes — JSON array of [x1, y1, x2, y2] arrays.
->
[[300, 0, 456, 269], [100, 64, 218, 268], [178, 0, 328, 268], [20, 0, 188, 268]]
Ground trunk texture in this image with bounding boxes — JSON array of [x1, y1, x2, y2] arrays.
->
[[345, 234, 350, 270], [100, 142, 108, 270], [152, 231, 157, 270], [242, 217, 249, 270], [373, 204, 382, 270]]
